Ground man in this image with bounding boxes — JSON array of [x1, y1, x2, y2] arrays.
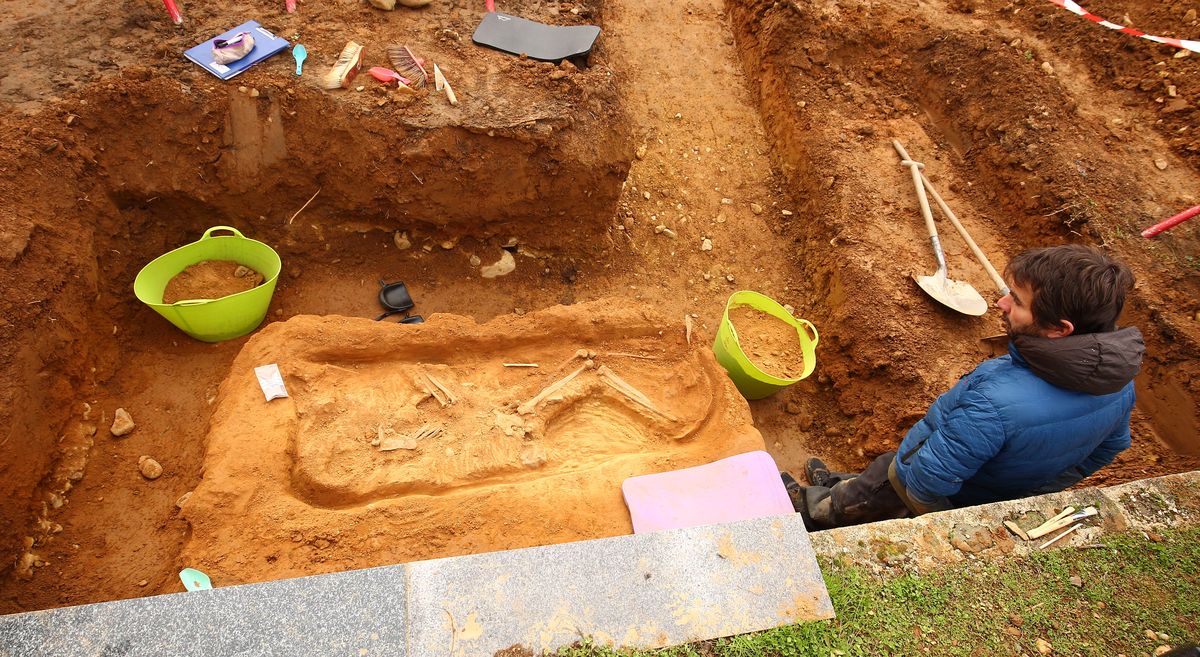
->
[[785, 244, 1143, 530]]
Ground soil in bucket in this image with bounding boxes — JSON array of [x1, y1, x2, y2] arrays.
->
[[728, 305, 808, 380], [162, 260, 265, 304]]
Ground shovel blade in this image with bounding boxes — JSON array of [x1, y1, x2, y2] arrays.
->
[[914, 274, 989, 316]]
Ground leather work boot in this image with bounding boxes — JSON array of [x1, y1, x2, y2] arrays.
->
[[780, 472, 804, 512], [804, 457, 833, 489], [779, 472, 817, 531]]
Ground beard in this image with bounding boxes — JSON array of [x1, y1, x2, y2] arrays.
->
[[1003, 314, 1043, 338]]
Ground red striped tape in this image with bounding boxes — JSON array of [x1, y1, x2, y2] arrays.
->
[[1049, 1, 1200, 53]]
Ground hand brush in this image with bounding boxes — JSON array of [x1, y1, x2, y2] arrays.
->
[[386, 45, 429, 88], [368, 67, 416, 91], [322, 41, 364, 90]]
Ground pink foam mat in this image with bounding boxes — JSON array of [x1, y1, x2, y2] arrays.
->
[[622, 450, 796, 534]]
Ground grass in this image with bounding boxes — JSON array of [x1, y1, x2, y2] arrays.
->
[[554, 527, 1200, 657]]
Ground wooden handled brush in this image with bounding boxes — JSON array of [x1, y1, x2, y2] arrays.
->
[[323, 42, 364, 90], [387, 45, 429, 88]]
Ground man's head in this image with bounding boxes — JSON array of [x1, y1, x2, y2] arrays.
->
[[997, 245, 1134, 338]]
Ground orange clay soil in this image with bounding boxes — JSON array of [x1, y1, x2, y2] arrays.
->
[[161, 260, 263, 304], [179, 301, 765, 585], [728, 305, 808, 380]]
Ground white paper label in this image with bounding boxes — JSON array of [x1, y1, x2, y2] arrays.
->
[[254, 364, 289, 401]]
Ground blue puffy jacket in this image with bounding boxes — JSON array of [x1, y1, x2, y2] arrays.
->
[[893, 327, 1143, 508]]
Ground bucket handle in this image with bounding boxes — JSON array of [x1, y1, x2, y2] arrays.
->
[[201, 226, 245, 240], [795, 318, 820, 349], [172, 299, 213, 307]]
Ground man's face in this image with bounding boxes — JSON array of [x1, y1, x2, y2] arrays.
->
[[996, 281, 1040, 337]]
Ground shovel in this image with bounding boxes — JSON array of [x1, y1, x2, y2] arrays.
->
[[893, 140, 1009, 298], [893, 139, 988, 317]]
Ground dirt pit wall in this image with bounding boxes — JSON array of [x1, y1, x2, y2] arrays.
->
[[180, 302, 765, 585], [726, 0, 1200, 475], [80, 68, 629, 244], [0, 0, 633, 583]]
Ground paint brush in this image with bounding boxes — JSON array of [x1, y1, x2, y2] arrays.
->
[[322, 41, 364, 90], [387, 45, 429, 88]]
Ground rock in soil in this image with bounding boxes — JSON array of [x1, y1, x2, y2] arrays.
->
[[111, 408, 135, 437], [138, 456, 163, 480], [162, 260, 264, 304], [480, 251, 516, 279]]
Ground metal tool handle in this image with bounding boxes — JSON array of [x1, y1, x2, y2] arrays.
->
[[892, 140, 1009, 296]]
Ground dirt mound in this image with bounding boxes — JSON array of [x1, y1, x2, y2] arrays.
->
[[729, 306, 808, 379], [162, 260, 264, 303], [179, 302, 765, 585]]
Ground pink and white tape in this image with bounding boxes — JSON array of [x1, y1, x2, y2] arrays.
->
[[1049, 1, 1200, 54]]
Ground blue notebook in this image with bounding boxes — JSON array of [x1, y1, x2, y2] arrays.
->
[[184, 21, 290, 81]]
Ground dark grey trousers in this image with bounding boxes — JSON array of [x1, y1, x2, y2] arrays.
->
[[803, 451, 912, 530]]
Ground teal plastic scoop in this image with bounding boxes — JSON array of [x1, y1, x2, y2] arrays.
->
[[179, 568, 213, 591], [292, 44, 307, 76]]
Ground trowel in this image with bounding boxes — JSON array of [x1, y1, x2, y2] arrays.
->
[[893, 140, 988, 317]]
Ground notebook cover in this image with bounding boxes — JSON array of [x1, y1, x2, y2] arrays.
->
[[184, 20, 290, 81], [472, 12, 600, 63], [621, 451, 795, 534]]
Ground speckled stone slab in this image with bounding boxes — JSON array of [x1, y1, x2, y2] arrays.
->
[[406, 513, 832, 656], [0, 514, 831, 657], [0, 565, 408, 657]]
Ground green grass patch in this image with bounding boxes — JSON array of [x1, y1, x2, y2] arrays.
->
[[554, 527, 1200, 657]]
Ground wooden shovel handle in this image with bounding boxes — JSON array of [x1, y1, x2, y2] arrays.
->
[[892, 140, 1009, 296]]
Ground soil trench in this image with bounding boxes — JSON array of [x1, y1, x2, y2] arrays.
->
[[0, 0, 1197, 615]]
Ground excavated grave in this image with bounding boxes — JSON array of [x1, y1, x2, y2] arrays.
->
[[180, 301, 767, 584]]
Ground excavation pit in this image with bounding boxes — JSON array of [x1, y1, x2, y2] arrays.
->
[[180, 303, 766, 584], [3, 0, 1200, 623]]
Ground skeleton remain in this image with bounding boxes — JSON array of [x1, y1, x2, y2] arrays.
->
[[517, 363, 589, 416], [596, 365, 676, 421]]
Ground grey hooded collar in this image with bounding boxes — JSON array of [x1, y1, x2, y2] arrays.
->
[[1010, 327, 1144, 395]]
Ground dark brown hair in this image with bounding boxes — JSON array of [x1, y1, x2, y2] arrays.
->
[[1004, 245, 1134, 335]]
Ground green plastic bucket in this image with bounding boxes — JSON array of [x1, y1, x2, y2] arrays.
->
[[133, 226, 281, 343], [712, 290, 819, 400]]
